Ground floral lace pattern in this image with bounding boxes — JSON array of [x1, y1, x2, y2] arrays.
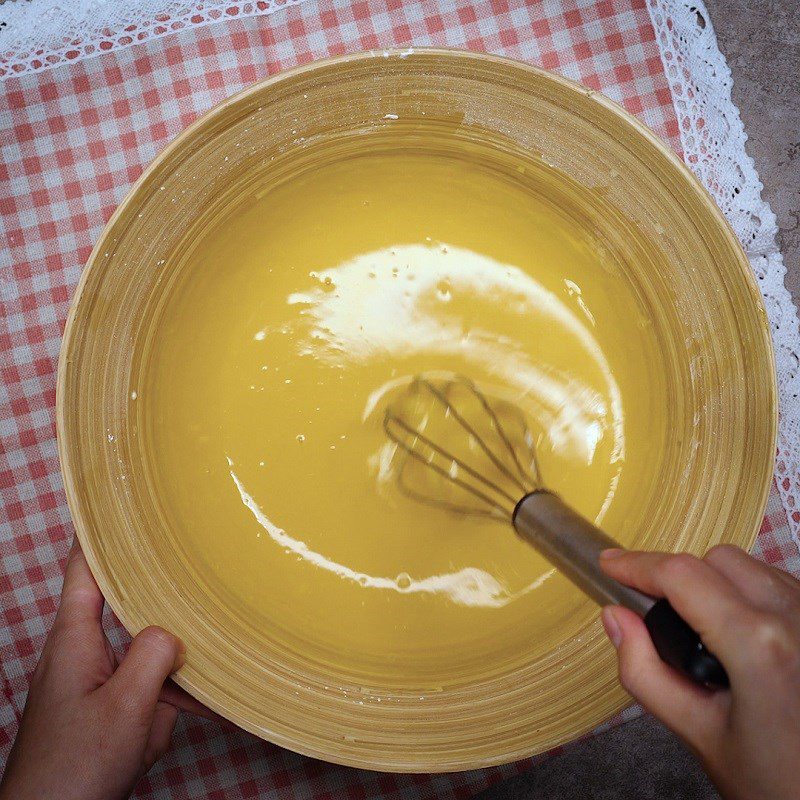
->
[[0, 1, 305, 78]]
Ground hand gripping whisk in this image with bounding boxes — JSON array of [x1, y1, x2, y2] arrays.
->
[[384, 374, 728, 689]]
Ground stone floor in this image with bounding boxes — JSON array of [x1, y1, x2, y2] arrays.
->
[[478, 2, 799, 798]]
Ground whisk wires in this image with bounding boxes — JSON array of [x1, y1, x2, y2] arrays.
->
[[383, 375, 542, 520]]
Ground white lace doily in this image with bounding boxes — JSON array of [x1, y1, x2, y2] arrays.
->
[[3, 0, 797, 548], [648, 0, 800, 548], [0, 1, 304, 77]]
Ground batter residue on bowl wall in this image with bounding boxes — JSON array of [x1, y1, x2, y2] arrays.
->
[[141, 140, 668, 683]]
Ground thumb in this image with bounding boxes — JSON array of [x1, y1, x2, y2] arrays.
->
[[601, 606, 725, 750], [104, 627, 185, 718]]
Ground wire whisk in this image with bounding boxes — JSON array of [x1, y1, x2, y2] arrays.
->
[[383, 375, 542, 520], [382, 373, 729, 690]]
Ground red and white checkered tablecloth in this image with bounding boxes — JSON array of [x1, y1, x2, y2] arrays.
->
[[2, 1, 798, 797]]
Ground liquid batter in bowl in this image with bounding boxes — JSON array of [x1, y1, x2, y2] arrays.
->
[[59, 52, 775, 768], [141, 138, 668, 684]]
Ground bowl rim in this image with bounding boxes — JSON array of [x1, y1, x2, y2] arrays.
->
[[57, 47, 778, 771]]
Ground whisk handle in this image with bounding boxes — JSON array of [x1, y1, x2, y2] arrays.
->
[[512, 491, 729, 690]]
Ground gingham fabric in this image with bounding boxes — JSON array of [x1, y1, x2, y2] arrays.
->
[[2, 1, 798, 797]]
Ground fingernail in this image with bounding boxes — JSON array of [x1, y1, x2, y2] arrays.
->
[[174, 638, 186, 671], [601, 607, 623, 648], [600, 548, 624, 560]]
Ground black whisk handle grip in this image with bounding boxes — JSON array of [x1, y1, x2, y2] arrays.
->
[[512, 491, 728, 690], [644, 598, 728, 688]]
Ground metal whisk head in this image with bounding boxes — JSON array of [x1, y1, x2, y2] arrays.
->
[[383, 375, 543, 520]]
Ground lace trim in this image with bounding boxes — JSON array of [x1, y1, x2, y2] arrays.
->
[[0, 1, 304, 78], [647, 0, 800, 545]]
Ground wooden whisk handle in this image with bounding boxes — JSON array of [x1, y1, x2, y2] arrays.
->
[[512, 491, 729, 690]]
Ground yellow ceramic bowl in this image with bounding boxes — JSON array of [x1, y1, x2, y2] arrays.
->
[[57, 50, 776, 772]]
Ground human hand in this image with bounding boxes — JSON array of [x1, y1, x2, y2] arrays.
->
[[600, 545, 800, 800], [0, 542, 218, 800]]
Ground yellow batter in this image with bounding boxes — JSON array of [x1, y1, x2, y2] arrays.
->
[[141, 142, 667, 684]]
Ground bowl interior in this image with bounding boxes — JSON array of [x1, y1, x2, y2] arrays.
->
[[58, 50, 775, 771]]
